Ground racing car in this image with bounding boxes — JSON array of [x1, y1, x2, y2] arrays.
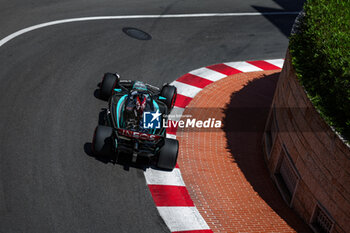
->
[[92, 72, 179, 170]]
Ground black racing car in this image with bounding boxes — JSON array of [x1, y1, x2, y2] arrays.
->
[[92, 72, 179, 170]]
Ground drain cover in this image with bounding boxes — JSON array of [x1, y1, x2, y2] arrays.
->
[[122, 27, 152, 40]]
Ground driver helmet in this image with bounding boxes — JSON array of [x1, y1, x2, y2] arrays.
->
[[135, 93, 147, 115]]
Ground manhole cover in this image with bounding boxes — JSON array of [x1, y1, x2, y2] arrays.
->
[[122, 27, 152, 40]]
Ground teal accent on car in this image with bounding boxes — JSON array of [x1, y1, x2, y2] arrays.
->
[[160, 127, 166, 136], [152, 100, 160, 134], [120, 105, 124, 128], [114, 88, 122, 92], [116, 95, 128, 128], [153, 100, 159, 111], [159, 96, 166, 100]]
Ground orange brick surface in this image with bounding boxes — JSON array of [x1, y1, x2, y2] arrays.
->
[[177, 71, 312, 233]]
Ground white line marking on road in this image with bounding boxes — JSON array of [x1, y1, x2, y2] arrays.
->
[[157, 206, 210, 232], [145, 168, 185, 186], [189, 67, 227, 82], [264, 59, 285, 68], [224, 61, 264, 72], [171, 81, 202, 98], [0, 12, 299, 47]]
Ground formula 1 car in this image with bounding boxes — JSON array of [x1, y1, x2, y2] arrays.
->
[[92, 72, 179, 170]]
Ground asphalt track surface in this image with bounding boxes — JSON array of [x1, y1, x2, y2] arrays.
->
[[0, 1, 305, 232]]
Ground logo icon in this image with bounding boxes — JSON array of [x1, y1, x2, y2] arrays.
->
[[143, 110, 161, 129]]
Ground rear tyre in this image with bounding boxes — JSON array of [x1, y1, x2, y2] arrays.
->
[[92, 125, 114, 157], [100, 73, 119, 100], [160, 85, 177, 112], [157, 138, 179, 170]]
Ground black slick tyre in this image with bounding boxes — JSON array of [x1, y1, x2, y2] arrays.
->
[[100, 73, 119, 100], [157, 138, 179, 170], [92, 125, 114, 157]]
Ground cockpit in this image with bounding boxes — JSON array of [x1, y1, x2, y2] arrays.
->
[[122, 81, 157, 132]]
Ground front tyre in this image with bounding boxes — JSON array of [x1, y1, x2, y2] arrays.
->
[[157, 138, 179, 170], [160, 85, 177, 112], [100, 73, 119, 100], [92, 125, 114, 157]]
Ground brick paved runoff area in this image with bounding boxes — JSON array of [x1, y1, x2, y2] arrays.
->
[[177, 71, 312, 233]]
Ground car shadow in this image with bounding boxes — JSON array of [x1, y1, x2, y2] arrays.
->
[[222, 73, 312, 232], [94, 82, 106, 101], [83, 142, 154, 171]]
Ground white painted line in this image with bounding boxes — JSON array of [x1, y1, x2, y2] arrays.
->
[[224, 61, 263, 72], [0, 12, 299, 48], [145, 168, 185, 186], [264, 59, 284, 68], [171, 81, 202, 98], [157, 206, 210, 232], [166, 134, 177, 139], [168, 106, 186, 122], [189, 67, 227, 82]]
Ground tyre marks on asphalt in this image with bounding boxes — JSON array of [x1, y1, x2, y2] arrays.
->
[[144, 59, 284, 233]]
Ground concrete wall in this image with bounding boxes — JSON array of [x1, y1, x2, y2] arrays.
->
[[263, 51, 350, 233]]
